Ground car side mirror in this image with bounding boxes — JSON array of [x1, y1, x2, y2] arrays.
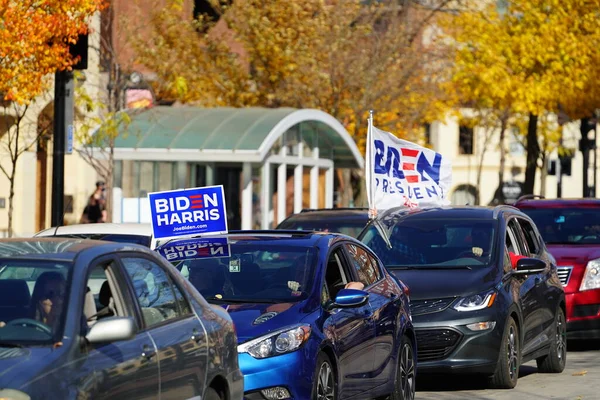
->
[[86, 317, 136, 344], [513, 258, 546, 275], [333, 289, 369, 308]]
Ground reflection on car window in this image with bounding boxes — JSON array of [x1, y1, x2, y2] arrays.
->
[[0, 260, 71, 343], [122, 257, 190, 328], [361, 219, 496, 268], [175, 242, 318, 303], [344, 244, 380, 286], [520, 208, 600, 245]]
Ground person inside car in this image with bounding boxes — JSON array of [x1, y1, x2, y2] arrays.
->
[[31, 272, 67, 330]]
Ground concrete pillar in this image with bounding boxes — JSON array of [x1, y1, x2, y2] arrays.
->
[[241, 163, 253, 230], [310, 147, 319, 209], [277, 147, 288, 225], [294, 142, 304, 213]]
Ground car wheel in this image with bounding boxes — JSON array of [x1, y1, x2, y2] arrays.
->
[[204, 387, 222, 400], [312, 352, 336, 400], [391, 335, 416, 400], [490, 316, 520, 389], [536, 307, 567, 373]]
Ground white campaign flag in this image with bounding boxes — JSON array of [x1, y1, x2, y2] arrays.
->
[[366, 119, 452, 213]]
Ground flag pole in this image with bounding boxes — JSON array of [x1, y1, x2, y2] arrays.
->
[[366, 110, 377, 219]]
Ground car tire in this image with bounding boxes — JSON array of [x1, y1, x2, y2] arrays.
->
[[312, 352, 337, 400], [391, 334, 416, 400], [204, 387, 222, 400], [536, 307, 567, 373], [490, 316, 520, 389]]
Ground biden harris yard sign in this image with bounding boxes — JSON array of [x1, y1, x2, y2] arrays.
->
[[148, 185, 228, 239], [365, 119, 452, 212]]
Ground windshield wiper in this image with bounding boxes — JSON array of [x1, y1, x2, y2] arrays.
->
[[388, 265, 472, 270], [204, 297, 277, 304]]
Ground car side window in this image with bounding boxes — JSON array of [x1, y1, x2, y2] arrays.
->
[[322, 248, 349, 304], [344, 243, 381, 287], [518, 218, 541, 256], [506, 219, 524, 255], [121, 257, 191, 328]]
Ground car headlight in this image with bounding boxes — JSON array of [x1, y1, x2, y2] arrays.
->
[[0, 389, 30, 400], [453, 291, 497, 312], [580, 258, 600, 291], [238, 324, 311, 359]]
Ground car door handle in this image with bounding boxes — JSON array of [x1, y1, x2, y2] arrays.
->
[[141, 344, 156, 360]]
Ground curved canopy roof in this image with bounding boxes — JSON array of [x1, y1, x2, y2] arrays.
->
[[112, 106, 364, 168]]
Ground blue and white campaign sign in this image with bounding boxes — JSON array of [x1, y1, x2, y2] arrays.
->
[[148, 185, 228, 239], [157, 236, 230, 262], [365, 118, 452, 212]]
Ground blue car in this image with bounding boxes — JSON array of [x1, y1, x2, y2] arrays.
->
[[0, 238, 243, 400], [161, 230, 416, 400]]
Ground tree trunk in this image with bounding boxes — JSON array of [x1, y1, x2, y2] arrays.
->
[[7, 175, 15, 238], [475, 133, 489, 206], [498, 116, 508, 198], [539, 154, 548, 197], [524, 113, 539, 195]]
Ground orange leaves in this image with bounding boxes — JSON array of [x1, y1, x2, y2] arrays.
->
[[0, 0, 105, 104]]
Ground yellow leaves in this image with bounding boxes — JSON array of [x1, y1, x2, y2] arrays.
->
[[0, 0, 105, 104]]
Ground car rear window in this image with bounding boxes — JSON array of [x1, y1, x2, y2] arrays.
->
[[277, 217, 368, 238], [520, 208, 600, 245]]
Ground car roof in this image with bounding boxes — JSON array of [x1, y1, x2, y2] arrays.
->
[[35, 223, 152, 237], [282, 208, 369, 221], [155, 230, 346, 249], [514, 198, 600, 209], [0, 237, 142, 261], [376, 205, 519, 222]]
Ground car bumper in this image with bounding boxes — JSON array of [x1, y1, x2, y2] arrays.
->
[[413, 312, 504, 375], [239, 350, 315, 400], [565, 290, 600, 339]]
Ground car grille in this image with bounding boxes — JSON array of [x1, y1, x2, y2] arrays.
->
[[557, 266, 573, 286], [409, 298, 456, 316], [416, 329, 462, 362]]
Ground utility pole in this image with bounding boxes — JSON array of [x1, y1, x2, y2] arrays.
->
[[51, 70, 74, 226], [51, 34, 87, 227]]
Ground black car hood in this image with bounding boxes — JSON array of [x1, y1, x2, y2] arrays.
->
[[389, 267, 499, 300]]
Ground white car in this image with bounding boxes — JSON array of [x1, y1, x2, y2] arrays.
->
[[35, 223, 156, 248]]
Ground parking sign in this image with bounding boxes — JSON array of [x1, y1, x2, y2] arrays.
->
[[148, 185, 228, 239]]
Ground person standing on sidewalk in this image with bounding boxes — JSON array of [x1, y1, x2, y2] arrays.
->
[[80, 181, 107, 223]]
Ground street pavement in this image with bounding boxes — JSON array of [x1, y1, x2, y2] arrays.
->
[[416, 340, 600, 400]]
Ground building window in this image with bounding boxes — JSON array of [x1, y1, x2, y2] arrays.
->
[[458, 125, 474, 155]]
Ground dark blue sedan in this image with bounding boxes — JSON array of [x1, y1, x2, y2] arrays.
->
[[161, 230, 416, 400], [0, 238, 243, 400]]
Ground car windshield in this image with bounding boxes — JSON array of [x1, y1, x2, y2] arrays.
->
[[360, 218, 497, 268], [0, 259, 71, 345], [520, 208, 600, 245], [278, 218, 367, 238], [54, 233, 151, 247], [173, 240, 318, 303]]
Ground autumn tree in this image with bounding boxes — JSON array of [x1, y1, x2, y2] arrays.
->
[[0, 0, 105, 103], [128, 0, 457, 139], [443, 0, 600, 196], [0, 0, 104, 235]]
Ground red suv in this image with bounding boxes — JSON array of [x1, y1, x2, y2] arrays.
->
[[514, 196, 600, 339]]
